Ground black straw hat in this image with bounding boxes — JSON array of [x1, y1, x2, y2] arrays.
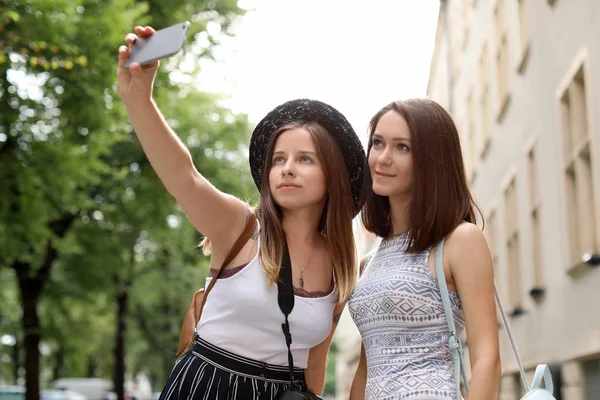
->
[[249, 98, 366, 215]]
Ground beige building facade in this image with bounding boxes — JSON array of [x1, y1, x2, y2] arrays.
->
[[427, 0, 600, 399], [334, 221, 379, 399]]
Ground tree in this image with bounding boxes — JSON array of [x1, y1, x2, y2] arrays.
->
[[0, 0, 251, 398], [1, 1, 141, 397]]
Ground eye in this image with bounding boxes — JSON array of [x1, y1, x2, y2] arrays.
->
[[372, 139, 383, 148], [300, 155, 313, 163], [273, 155, 285, 163], [398, 144, 410, 152]]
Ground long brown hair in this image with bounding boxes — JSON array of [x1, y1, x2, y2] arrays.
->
[[362, 99, 483, 252], [256, 121, 357, 303]]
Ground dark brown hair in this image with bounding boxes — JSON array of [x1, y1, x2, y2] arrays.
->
[[255, 121, 357, 303], [361, 99, 483, 253]]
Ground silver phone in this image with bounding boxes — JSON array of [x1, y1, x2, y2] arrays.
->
[[125, 21, 190, 68]]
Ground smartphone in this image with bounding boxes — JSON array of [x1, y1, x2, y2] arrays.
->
[[125, 21, 190, 68]]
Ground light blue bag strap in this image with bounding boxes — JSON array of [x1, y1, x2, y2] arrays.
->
[[530, 364, 553, 393], [436, 239, 555, 399], [493, 282, 531, 392], [435, 239, 469, 398]]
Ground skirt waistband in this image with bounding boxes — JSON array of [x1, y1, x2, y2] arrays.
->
[[190, 336, 305, 384]]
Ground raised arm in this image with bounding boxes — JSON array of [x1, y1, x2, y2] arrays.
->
[[117, 26, 248, 250]]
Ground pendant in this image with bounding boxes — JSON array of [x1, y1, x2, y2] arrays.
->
[[299, 277, 305, 288]]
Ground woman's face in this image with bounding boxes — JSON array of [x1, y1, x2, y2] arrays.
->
[[368, 110, 413, 199], [268, 128, 327, 211]]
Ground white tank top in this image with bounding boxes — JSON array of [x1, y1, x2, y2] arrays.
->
[[196, 228, 336, 369]]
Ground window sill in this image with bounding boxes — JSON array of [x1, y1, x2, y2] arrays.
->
[[517, 42, 531, 75], [509, 306, 527, 318], [496, 94, 511, 124], [480, 137, 492, 161], [529, 199, 541, 215], [567, 253, 600, 278], [469, 169, 478, 185], [528, 286, 546, 301]]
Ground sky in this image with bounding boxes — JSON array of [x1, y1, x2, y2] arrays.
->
[[195, 0, 441, 144]]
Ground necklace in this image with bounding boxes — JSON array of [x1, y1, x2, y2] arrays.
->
[[294, 246, 315, 289]]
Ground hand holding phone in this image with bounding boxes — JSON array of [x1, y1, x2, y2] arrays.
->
[[117, 23, 189, 105], [125, 21, 190, 68]]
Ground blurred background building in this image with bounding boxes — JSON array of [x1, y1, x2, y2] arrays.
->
[[335, 0, 600, 398], [333, 222, 379, 399]]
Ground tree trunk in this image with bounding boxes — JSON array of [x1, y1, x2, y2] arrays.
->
[[87, 356, 98, 378], [12, 337, 21, 384], [16, 262, 44, 400], [113, 291, 128, 400], [52, 342, 66, 382], [13, 216, 75, 400]]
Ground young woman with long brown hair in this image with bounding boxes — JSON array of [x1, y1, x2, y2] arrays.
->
[[349, 99, 501, 400], [117, 26, 366, 399]]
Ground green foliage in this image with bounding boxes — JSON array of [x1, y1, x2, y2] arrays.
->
[[323, 342, 338, 396], [0, 0, 256, 393]]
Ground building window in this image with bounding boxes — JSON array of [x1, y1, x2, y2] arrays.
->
[[457, 118, 471, 180], [486, 210, 498, 261], [479, 43, 492, 159], [513, 373, 524, 400], [467, 88, 477, 182], [517, 0, 531, 73], [561, 66, 597, 268], [461, 0, 470, 50], [527, 143, 544, 297], [560, 65, 598, 270], [450, 1, 464, 80], [486, 209, 504, 326], [504, 178, 523, 314], [499, 372, 525, 399], [494, 0, 511, 121], [583, 358, 600, 399]]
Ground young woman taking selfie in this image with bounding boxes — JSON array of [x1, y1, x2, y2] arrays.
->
[[118, 26, 367, 400]]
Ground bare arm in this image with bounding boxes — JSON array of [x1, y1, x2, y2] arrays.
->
[[117, 27, 247, 252], [446, 223, 501, 399], [305, 304, 345, 394], [348, 252, 371, 400], [349, 344, 367, 400]]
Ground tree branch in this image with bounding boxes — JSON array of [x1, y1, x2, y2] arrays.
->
[[48, 214, 77, 239], [0, 136, 16, 160]]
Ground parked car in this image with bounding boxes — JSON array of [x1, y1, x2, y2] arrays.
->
[[41, 389, 87, 400], [103, 391, 136, 400], [53, 378, 111, 400], [0, 386, 25, 400]]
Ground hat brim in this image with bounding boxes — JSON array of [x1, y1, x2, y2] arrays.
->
[[249, 99, 366, 216]]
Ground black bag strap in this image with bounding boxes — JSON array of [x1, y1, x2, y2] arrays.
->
[[277, 240, 297, 384]]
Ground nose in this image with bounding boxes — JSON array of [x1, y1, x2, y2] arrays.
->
[[377, 147, 392, 166], [281, 159, 295, 177]]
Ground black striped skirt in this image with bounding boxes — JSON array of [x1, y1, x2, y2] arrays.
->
[[158, 336, 307, 400]]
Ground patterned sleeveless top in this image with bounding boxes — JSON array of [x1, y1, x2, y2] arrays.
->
[[348, 233, 465, 400]]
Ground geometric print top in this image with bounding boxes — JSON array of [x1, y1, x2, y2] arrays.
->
[[348, 233, 465, 400]]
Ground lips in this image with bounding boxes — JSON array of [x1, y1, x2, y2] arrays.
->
[[374, 171, 395, 178], [278, 183, 300, 188]]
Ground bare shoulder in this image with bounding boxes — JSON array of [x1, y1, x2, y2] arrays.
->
[[447, 222, 487, 246], [445, 222, 492, 271]]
